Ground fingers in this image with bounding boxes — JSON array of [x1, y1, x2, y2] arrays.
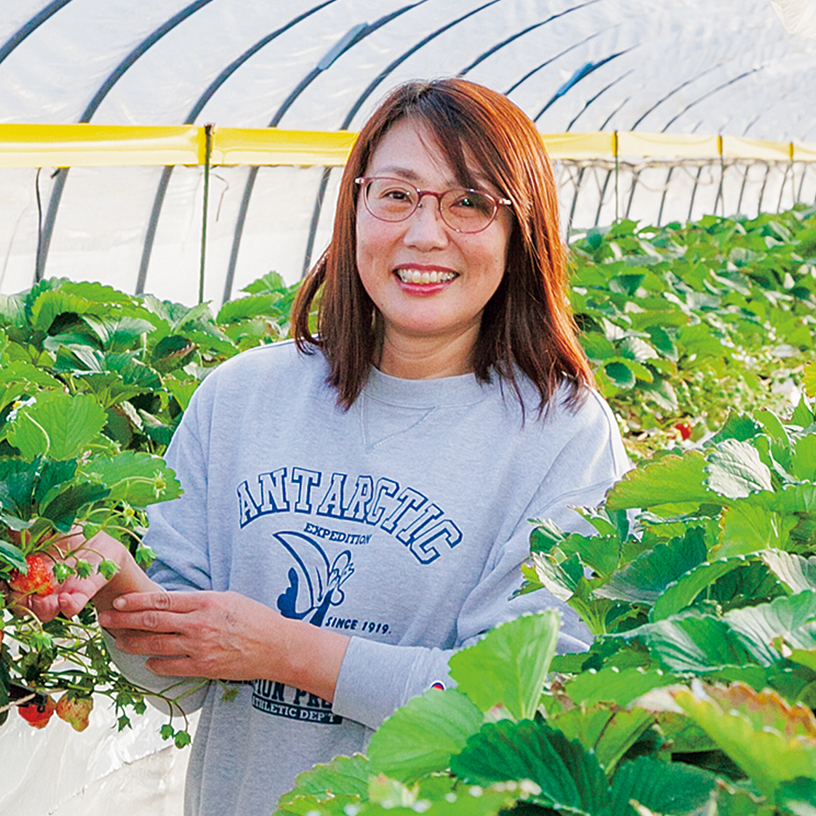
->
[[98, 591, 209, 632], [111, 590, 203, 613]]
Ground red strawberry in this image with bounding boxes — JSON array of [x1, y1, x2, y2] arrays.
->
[[56, 693, 93, 732], [675, 422, 692, 441], [18, 696, 56, 729], [8, 554, 54, 597]]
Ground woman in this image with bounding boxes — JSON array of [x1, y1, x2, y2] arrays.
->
[[21, 79, 630, 815]]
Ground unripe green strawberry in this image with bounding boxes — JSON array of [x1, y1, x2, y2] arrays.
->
[[8, 554, 54, 597], [56, 693, 93, 732], [18, 696, 56, 729]]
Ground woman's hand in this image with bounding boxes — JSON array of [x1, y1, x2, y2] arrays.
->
[[5, 528, 123, 622], [4, 529, 159, 623], [98, 590, 350, 702]]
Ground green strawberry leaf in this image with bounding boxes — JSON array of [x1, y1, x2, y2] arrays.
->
[[79, 451, 181, 506], [449, 611, 559, 721], [6, 391, 106, 461], [705, 439, 773, 499], [277, 754, 370, 809], [606, 451, 715, 512], [451, 719, 609, 814], [366, 689, 482, 782], [609, 756, 717, 816]]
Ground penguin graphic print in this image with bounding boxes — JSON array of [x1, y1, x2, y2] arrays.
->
[[251, 531, 355, 724], [273, 531, 355, 626]]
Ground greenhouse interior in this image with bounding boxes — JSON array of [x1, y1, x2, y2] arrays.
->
[[2, 1, 816, 814]]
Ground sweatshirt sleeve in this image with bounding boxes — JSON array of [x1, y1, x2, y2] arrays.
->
[[332, 392, 631, 730], [102, 388, 215, 716]]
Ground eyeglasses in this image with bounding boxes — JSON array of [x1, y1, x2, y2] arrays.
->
[[355, 176, 511, 234]]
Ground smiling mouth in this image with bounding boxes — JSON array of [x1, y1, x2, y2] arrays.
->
[[395, 269, 458, 285]]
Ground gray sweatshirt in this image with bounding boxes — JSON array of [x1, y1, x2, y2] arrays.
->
[[106, 340, 630, 815]]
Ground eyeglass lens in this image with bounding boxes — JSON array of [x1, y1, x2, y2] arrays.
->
[[363, 178, 497, 232]]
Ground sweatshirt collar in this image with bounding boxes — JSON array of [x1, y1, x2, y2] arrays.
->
[[362, 366, 488, 408]]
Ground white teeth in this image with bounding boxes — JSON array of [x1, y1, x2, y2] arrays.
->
[[397, 269, 456, 284]]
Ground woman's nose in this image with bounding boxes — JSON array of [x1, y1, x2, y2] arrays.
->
[[403, 193, 449, 248]]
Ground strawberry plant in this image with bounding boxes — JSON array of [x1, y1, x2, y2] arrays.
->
[[272, 370, 816, 816], [1, 201, 815, 796], [0, 273, 298, 739], [571, 206, 816, 458]]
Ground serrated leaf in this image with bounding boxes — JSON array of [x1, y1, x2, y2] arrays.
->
[[216, 293, 285, 325], [360, 784, 522, 816], [366, 689, 482, 782], [598, 527, 707, 605], [706, 439, 773, 499], [725, 590, 816, 666], [610, 755, 717, 816], [624, 613, 760, 673], [762, 550, 816, 593], [581, 333, 617, 362], [565, 666, 678, 708], [6, 411, 51, 459], [277, 754, 370, 808], [451, 719, 609, 814], [605, 361, 637, 389], [645, 325, 678, 360], [165, 377, 199, 412], [606, 451, 715, 511], [79, 451, 181, 506], [40, 481, 110, 531], [240, 271, 287, 295], [717, 504, 795, 557], [527, 552, 584, 602], [651, 557, 746, 620], [672, 683, 816, 800], [0, 537, 27, 571], [7, 391, 106, 461], [449, 611, 559, 721], [618, 336, 659, 362], [708, 412, 763, 445], [0, 458, 40, 518], [552, 704, 655, 775], [557, 532, 621, 580]]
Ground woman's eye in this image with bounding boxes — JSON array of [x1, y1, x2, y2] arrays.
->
[[451, 193, 490, 213], [380, 188, 412, 202]]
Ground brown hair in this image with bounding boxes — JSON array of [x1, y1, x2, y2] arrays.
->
[[291, 78, 593, 412]]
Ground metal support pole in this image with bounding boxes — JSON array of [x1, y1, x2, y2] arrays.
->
[[199, 123, 213, 304], [613, 131, 619, 221]]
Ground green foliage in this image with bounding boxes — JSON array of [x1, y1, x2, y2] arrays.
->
[[273, 205, 816, 812], [0, 271, 295, 738], [571, 208, 816, 459], [4, 206, 816, 811]]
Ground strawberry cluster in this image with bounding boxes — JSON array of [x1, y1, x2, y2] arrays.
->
[[8, 554, 55, 597], [16, 693, 93, 731]]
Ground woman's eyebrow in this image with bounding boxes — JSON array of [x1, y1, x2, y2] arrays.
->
[[370, 166, 461, 188]]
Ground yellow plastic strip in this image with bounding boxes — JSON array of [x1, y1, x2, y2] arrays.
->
[[0, 124, 202, 167], [1, 124, 816, 168], [722, 135, 790, 161], [542, 132, 615, 159], [211, 127, 357, 166], [793, 142, 816, 162], [614, 133, 721, 159]]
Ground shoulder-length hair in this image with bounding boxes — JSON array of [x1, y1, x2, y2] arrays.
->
[[291, 78, 593, 412]]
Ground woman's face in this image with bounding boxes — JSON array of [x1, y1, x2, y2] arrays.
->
[[355, 118, 512, 370]]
